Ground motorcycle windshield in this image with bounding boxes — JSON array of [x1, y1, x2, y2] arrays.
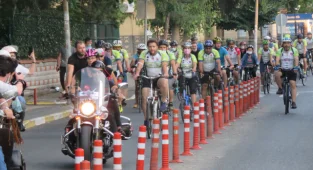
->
[[73, 67, 110, 107]]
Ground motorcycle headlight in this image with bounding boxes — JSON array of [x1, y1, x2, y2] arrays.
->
[[80, 101, 96, 116]]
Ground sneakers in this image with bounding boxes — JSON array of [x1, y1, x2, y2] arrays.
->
[[291, 102, 297, 109], [168, 102, 174, 110], [276, 88, 283, 95], [159, 102, 168, 112]]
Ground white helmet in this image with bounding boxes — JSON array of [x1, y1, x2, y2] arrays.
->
[[0, 50, 11, 57], [264, 36, 271, 40], [137, 43, 147, 50], [2, 45, 17, 53], [112, 40, 122, 47]]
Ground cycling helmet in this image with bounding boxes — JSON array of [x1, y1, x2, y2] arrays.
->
[[137, 43, 147, 50], [246, 45, 254, 50], [264, 36, 271, 40], [91, 60, 105, 69], [113, 40, 122, 47], [239, 41, 247, 46], [95, 48, 105, 56], [170, 40, 178, 47], [262, 40, 269, 45], [204, 40, 214, 47], [297, 34, 304, 39], [284, 34, 291, 38], [307, 32, 312, 35], [182, 42, 192, 48], [104, 43, 113, 50], [86, 48, 97, 57], [228, 39, 235, 45], [282, 37, 292, 43], [95, 40, 105, 48], [0, 50, 11, 57], [1, 46, 17, 53], [213, 37, 222, 44], [158, 39, 169, 47]]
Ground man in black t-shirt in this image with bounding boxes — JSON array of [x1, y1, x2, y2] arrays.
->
[[65, 41, 87, 94], [191, 41, 200, 60]]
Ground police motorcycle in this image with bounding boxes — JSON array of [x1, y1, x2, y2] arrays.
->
[[0, 90, 26, 170], [61, 67, 132, 163]]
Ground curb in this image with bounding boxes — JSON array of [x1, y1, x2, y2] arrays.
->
[[23, 109, 72, 129]]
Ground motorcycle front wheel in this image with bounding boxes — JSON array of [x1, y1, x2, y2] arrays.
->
[[80, 125, 93, 161]]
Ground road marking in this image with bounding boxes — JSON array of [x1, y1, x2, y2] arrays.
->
[[279, 93, 299, 97], [127, 94, 135, 100]]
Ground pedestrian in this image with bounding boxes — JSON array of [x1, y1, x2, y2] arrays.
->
[[85, 37, 93, 50], [56, 41, 76, 95], [191, 36, 204, 51]]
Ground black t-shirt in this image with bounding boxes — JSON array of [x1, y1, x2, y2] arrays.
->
[[68, 53, 88, 75], [240, 49, 246, 58], [191, 50, 200, 60]]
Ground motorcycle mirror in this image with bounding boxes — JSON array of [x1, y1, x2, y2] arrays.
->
[[118, 82, 128, 89]]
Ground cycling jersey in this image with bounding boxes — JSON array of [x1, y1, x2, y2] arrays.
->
[[305, 38, 313, 49], [118, 49, 129, 71], [215, 47, 228, 66], [227, 47, 240, 65], [258, 47, 274, 63], [293, 39, 307, 54], [177, 54, 197, 78], [139, 50, 170, 77], [165, 50, 176, 75], [106, 50, 121, 71], [169, 48, 183, 60], [198, 49, 220, 72], [276, 47, 299, 70]]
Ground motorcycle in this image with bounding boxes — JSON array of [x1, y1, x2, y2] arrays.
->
[[0, 90, 26, 170], [61, 67, 132, 163]]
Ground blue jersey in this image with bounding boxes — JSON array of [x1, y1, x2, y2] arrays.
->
[[216, 47, 228, 66]]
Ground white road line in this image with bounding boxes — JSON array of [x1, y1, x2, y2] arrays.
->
[[126, 94, 135, 100]]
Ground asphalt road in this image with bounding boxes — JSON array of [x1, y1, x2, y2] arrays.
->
[[19, 76, 313, 170]]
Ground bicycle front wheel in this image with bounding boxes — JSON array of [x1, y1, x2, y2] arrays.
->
[[179, 100, 185, 123], [146, 102, 152, 139], [284, 84, 290, 114], [263, 74, 267, 94]]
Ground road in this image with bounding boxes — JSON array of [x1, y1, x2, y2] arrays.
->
[[20, 77, 313, 170]]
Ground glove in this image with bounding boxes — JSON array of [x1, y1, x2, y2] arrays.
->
[[274, 65, 281, 71]]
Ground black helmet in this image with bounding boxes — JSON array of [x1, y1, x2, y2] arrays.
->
[[91, 60, 105, 69], [95, 40, 105, 48], [246, 45, 254, 50], [158, 39, 169, 47], [104, 43, 113, 50], [297, 34, 304, 39], [170, 40, 178, 46]]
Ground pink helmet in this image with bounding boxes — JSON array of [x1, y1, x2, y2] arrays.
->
[[86, 48, 97, 57]]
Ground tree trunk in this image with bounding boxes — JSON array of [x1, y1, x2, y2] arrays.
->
[[164, 13, 170, 40], [172, 24, 180, 43], [248, 30, 254, 44]]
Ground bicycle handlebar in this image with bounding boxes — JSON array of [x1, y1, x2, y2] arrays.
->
[[140, 74, 173, 80]]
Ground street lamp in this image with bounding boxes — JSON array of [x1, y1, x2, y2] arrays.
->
[[294, 5, 301, 36]]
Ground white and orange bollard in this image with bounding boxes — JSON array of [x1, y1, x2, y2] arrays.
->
[[160, 114, 171, 170], [191, 102, 201, 150], [224, 88, 230, 126], [218, 90, 224, 129], [113, 132, 122, 170], [181, 105, 193, 156], [93, 140, 103, 170], [80, 160, 90, 170], [229, 86, 235, 122], [205, 96, 214, 139], [199, 99, 208, 144], [170, 109, 183, 163], [136, 126, 146, 170], [75, 148, 84, 170], [213, 93, 221, 134], [150, 119, 160, 170]]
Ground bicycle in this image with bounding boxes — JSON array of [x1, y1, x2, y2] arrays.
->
[[280, 68, 292, 114], [243, 66, 256, 81], [201, 71, 219, 114], [177, 70, 195, 123], [140, 75, 171, 139], [263, 63, 272, 94], [298, 58, 306, 86], [307, 49, 313, 75]]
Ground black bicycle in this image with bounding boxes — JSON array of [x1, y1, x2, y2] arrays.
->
[[201, 71, 220, 114], [263, 63, 272, 94], [299, 58, 306, 86], [281, 69, 292, 114], [307, 49, 313, 75], [243, 65, 256, 81]]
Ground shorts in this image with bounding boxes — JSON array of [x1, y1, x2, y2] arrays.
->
[[142, 77, 160, 88], [281, 70, 297, 81], [201, 69, 218, 84], [179, 76, 198, 94], [260, 61, 271, 73], [226, 64, 239, 77], [299, 54, 306, 59]]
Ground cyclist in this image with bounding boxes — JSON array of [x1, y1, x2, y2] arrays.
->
[[258, 40, 275, 85], [293, 34, 307, 76], [112, 40, 131, 82], [130, 43, 147, 108], [198, 40, 222, 99], [133, 39, 170, 126], [213, 37, 234, 88], [274, 37, 299, 109], [158, 39, 177, 110], [305, 32, 313, 63], [226, 39, 241, 84], [176, 42, 198, 105], [241, 45, 259, 81], [169, 40, 183, 60]]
